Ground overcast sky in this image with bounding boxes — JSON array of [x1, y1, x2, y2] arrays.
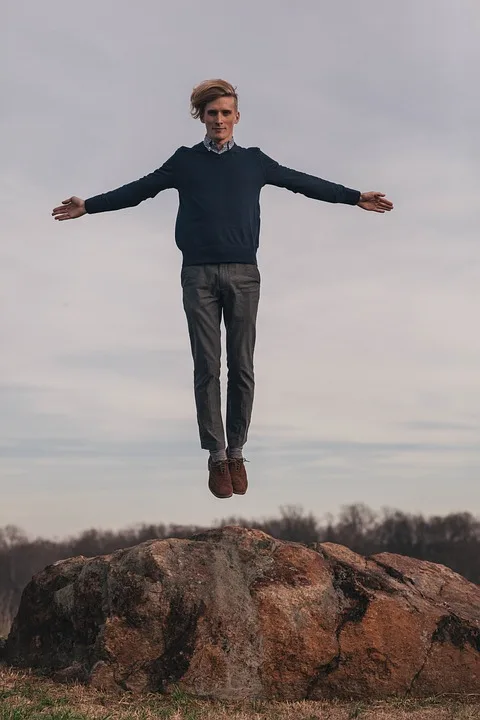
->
[[2, 0, 479, 540]]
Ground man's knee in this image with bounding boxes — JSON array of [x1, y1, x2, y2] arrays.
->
[[227, 364, 254, 388], [194, 363, 221, 388]]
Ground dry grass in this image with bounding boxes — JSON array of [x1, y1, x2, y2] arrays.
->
[[1, 664, 479, 720]]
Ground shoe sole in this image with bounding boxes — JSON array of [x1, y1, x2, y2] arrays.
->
[[209, 489, 233, 499]]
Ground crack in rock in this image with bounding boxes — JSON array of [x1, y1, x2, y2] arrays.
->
[[369, 558, 415, 587], [306, 562, 372, 698], [407, 612, 480, 695], [406, 634, 434, 696]]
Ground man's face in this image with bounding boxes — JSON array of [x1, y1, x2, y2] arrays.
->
[[202, 96, 239, 146]]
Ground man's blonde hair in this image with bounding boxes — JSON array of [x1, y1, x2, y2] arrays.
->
[[190, 79, 238, 121]]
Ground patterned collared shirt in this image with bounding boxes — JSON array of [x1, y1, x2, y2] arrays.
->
[[203, 135, 235, 154]]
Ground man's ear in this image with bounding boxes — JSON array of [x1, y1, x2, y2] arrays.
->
[[235, 111, 240, 125]]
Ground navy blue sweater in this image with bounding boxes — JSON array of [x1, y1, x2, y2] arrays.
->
[[85, 142, 361, 266]]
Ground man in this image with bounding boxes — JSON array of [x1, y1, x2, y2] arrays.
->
[[52, 79, 394, 500]]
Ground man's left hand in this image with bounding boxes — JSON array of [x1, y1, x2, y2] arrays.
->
[[357, 191, 394, 213]]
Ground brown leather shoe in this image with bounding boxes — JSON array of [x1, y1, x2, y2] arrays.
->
[[228, 457, 248, 495], [208, 458, 233, 499]]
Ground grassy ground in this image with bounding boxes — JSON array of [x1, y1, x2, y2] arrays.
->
[[1, 665, 479, 720]]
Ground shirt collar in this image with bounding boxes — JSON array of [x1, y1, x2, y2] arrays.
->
[[203, 135, 235, 154]]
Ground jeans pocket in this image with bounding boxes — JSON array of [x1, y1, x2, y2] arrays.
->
[[181, 265, 201, 288], [234, 263, 260, 283]]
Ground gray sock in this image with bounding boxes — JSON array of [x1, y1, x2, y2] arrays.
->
[[210, 449, 227, 463], [227, 447, 244, 460]]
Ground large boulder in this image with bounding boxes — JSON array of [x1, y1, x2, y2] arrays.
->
[[5, 526, 479, 700]]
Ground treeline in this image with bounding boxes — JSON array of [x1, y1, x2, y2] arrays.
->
[[1, 504, 478, 637]]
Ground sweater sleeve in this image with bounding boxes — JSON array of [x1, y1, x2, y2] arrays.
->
[[84, 150, 180, 214], [258, 150, 361, 205]]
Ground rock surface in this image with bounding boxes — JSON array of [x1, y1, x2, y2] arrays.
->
[[5, 526, 479, 699]]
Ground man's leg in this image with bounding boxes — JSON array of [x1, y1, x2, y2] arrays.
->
[[222, 263, 260, 492], [182, 265, 232, 498], [182, 264, 225, 451]]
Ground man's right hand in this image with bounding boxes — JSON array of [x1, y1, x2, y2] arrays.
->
[[52, 196, 86, 221]]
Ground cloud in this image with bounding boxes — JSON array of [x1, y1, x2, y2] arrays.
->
[[1, 0, 479, 536]]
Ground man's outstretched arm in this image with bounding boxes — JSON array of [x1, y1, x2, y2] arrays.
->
[[52, 151, 179, 221], [259, 151, 393, 213]]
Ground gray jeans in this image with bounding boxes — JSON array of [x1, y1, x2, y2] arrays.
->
[[181, 263, 261, 451]]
